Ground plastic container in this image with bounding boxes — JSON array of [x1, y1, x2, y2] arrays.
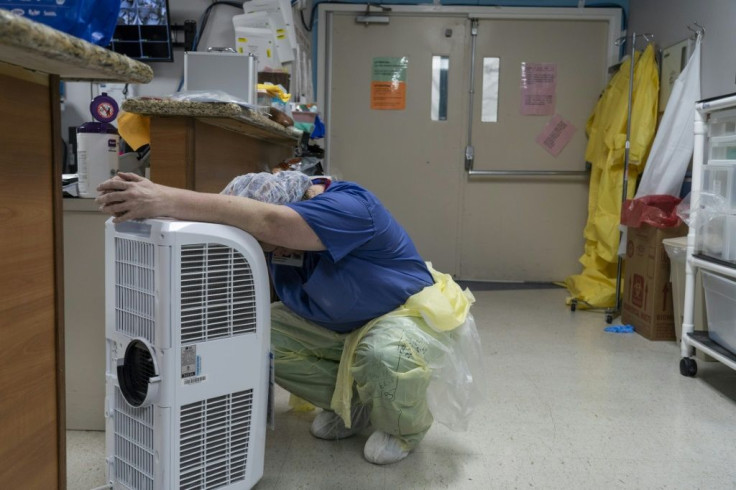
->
[[663, 237, 713, 360], [708, 107, 736, 138], [257, 90, 271, 109], [695, 210, 736, 264], [703, 163, 736, 209], [701, 270, 736, 354], [708, 135, 736, 164], [76, 122, 119, 198]]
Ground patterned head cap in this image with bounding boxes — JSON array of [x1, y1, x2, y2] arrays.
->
[[221, 171, 312, 204]]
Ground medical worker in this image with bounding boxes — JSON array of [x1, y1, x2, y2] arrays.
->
[[96, 170, 476, 465]]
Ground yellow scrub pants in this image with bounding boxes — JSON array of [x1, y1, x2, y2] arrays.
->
[[270, 302, 446, 450]]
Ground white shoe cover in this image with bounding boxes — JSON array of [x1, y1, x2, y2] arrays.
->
[[310, 405, 370, 440], [363, 430, 410, 465]]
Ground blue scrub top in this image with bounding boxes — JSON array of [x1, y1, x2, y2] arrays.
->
[[269, 181, 433, 332]]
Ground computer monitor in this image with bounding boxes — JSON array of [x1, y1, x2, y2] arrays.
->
[[108, 0, 173, 62]]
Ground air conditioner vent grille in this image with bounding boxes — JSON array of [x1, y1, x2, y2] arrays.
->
[[179, 390, 253, 490], [115, 237, 156, 343], [113, 387, 155, 490], [180, 244, 257, 343]]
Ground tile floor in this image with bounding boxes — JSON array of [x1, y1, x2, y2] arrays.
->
[[67, 288, 736, 489]]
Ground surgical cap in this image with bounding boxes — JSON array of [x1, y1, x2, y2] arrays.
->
[[221, 171, 312, 204]]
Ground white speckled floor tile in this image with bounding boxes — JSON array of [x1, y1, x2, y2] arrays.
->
[[68, 289, 736, 489], [66, 430, 106, 490]]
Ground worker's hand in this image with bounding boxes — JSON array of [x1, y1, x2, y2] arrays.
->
[[96, 172, 170, 223]]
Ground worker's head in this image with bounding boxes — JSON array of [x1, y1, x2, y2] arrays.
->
[[222, 171, 331, 203], [221, 171, 313, 204]]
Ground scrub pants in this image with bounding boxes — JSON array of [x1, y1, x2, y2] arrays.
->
[[270, 302, 446, 450]]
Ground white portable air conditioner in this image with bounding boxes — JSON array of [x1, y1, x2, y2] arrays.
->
[[104, 218, 271, 490]]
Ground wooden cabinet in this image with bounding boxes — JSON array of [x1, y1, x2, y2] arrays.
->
[[113, 96, 303, 193], [0, 11, 152, 489], [150, 117, 298, 192], [0, 64, 64, 490]]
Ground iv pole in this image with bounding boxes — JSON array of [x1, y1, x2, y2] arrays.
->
[[606, 32, 638, 323], [605, 32, 653, 324]]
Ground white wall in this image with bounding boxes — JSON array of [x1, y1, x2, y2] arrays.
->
[[629, 0, 736, 99]]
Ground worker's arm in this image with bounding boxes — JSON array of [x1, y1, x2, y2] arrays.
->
[[96, 172, 325, 251]]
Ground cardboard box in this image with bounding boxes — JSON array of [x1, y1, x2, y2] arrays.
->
[[622, 223, 688, 340]]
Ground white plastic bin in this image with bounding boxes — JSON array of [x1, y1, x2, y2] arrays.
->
[[701, 270, 736, 354], [663, 237, 710, 358], [702, 163, 736, 210], [708, 107, 736, 138], [695, 210, 736, 264], [709, 136, 736, 164]]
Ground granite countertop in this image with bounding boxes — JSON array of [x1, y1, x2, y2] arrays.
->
[[0, 9, 152, 83], [122, 97, 304, 145]]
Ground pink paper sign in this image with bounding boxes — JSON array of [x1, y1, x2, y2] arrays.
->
[[536, 115, 576, 157], [520, 62, 557, 115]]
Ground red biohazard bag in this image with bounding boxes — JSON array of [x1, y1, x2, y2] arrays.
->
[[621, 195, 683, 228]]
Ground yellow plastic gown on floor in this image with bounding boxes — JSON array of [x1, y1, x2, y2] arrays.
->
[[564, 45, 659, 308]]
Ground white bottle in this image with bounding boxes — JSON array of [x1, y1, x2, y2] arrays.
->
[[77, 122, 119, 198]]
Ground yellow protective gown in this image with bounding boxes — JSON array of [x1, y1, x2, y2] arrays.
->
[[331, 265, 475, 425], [564, 44, 659, 308], [271, 264, 480, 449]]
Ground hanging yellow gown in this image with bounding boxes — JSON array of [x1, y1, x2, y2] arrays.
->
[[564, 44, 659, 308]]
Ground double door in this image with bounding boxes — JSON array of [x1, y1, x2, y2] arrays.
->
[[320, 7, 620, 280]]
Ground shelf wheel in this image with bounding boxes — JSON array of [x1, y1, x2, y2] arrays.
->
[[679, 357, 698, 377], [570, 299, 577, 312]]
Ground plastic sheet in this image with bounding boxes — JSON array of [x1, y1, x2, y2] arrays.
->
[[349, 313, 484, 436], [332, 264, 484, 434], [424, 312, 485, 432], [676, 191, 729, 227], [676, 192, 692, 226], [168, 90, 258, 109], [271, 300, 484, 449]]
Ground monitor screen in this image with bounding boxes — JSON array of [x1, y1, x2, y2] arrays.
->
[[108, 0, 173, 62]]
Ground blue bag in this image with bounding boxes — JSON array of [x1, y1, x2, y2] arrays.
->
[[1, 0, 121, 46], [310, 114, 325, 140]]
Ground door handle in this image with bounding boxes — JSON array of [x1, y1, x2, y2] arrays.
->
[[467, 167, 590, 177]]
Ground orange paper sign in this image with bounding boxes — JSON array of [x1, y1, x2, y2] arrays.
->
[[371, 81, 406, 110]]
